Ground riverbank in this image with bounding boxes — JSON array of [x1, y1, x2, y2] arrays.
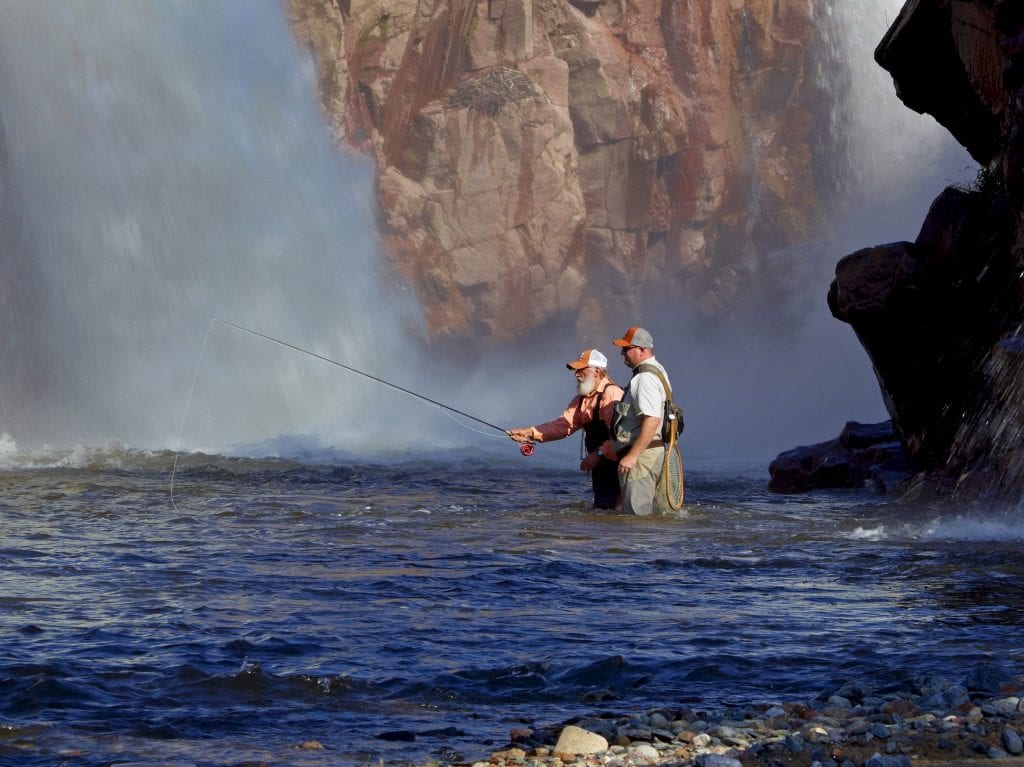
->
[[448, 666, 1024, 767]]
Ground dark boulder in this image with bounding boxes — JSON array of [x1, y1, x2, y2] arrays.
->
[[874, 0, 1005, 165], [768, 421, 909, 494], [824, 0, 1024, 500], [827, 187, 1016, 474]]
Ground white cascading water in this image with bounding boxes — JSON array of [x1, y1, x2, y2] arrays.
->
[[0, 1, 430, 456], [820, 0, 977, 239], [0, 0, 976, 462], [804, 0, 976, 431]]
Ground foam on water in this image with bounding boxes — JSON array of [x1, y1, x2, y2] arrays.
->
[[0, 434, 147, 471], [847, 525, 888, 542], [848, 512, 1024, 543], [919, 515, 1024, 542]]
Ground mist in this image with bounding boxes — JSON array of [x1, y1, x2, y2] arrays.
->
[[0, 1, 421, 452], [601, 0, 975, 463], [495, 1, 975, 465]]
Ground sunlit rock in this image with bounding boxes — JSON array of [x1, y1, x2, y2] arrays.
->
[[286, 0, 828, 339], [553, 724, 608, 757]]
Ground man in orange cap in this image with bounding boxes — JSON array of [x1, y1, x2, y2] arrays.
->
[[507, 349, 624, 509], [611, 326, 674, 515]]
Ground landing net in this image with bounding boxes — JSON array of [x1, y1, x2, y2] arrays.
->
[[661, 420, 685, 510]]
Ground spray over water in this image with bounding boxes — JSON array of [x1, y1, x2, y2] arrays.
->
[[0, 1, 423, 455]]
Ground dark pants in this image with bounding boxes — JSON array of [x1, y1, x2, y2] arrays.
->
[[591, 458, 620, 509]]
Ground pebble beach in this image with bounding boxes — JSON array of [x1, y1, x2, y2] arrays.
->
[[440, 665, 1024, 767]]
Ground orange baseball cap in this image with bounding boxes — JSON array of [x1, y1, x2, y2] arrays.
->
[[612, 326, 654, 348]]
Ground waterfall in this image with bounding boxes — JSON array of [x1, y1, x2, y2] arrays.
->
[[0, 1, 422, 454], [0, 0, 978, 462], [817, 0, 976, 243]]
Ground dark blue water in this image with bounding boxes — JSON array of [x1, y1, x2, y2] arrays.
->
[[3, 452, 1024, 765]]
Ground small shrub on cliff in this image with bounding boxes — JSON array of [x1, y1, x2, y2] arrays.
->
[[973, 164, 1000, 196], [956, 163, 1001, 197], [357, 13, 390, 45]]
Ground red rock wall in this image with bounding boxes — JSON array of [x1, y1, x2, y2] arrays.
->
[[286, 0, 828, 341]]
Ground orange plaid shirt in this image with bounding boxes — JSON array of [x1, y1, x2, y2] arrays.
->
[[527, 380, 624, 459]]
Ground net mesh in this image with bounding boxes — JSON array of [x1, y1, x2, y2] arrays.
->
[[661, 421, 685, 510], [662, 446, 684, 509]]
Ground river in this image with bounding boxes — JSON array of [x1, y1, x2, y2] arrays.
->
[[2, 448, 1022, 765]]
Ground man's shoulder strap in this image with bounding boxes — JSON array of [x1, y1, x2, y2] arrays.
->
[[604, 380, 624, 396], [634, 363, 672, 401]]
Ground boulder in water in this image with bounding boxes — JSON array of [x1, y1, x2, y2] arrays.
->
[[768, 420, 909, 494]]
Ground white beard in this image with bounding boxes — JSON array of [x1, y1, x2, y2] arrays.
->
[[576, 374, 598, 396]]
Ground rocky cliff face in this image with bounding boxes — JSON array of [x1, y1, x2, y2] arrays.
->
[[286, 0, 828, 340], [828, 0, 1024, 499]]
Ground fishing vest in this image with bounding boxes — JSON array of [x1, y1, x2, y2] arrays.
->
[[635, 363, 684, 441], [583, 385, 612, 454], [612, 361, 683, 445]]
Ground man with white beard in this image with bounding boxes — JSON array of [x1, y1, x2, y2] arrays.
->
[[507, 349, 624, 509]]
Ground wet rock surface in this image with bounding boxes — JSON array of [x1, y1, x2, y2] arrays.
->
[[768, 421, 909, 494]]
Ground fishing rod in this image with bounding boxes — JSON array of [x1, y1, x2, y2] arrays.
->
[[211, 319, 533, 451]]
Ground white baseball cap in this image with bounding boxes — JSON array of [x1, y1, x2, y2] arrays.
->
[[566, 349, 609, 370]]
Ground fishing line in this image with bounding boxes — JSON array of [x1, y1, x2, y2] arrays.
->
[[439, 409, 507, 438], [212, 319, 510, 434], [170, 318, 218, 511], [171, 318, 514, 510]]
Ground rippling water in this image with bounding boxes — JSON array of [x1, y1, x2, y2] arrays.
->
[[3, 451, 1024, 766]]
